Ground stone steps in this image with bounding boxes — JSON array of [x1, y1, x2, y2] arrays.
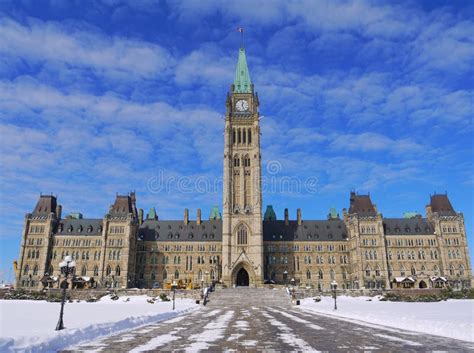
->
[[206, 287, 291, 307]]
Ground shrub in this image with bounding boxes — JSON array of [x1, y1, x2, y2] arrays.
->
[[159, 293, 170, 302]]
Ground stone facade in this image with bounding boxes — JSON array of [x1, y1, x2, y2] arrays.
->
[[15, 46, 472, 291]]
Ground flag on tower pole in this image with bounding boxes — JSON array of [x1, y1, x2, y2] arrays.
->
[[238, 27, 244, 48]]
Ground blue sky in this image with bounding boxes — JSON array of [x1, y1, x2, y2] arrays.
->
[[0, 0, 473, 282]]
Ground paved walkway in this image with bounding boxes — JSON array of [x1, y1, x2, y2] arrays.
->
[[64, 289, 473, 352]]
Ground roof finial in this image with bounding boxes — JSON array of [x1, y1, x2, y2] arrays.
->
[[238, 27, 244, 48]]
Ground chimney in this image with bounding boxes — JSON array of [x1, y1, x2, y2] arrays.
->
[[284, 208, 289, 226], [197, 208, 202, 225], [55, 204, 62, 220], [184, 208, 189, 225], [138, 209, 144, 225], [297, 208, 302, 225]]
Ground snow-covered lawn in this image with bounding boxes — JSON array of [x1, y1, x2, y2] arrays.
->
[[300, 295, 474, 342], [0, 295, 199, 352]]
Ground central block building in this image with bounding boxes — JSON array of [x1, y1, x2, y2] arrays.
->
[[15, 45, 472, 291]]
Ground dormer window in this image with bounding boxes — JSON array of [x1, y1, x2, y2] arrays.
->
[[188, 233, 194, 239], [168, 232, 173, 239], [98, 225, 103, 233], [58, 224, 64, 232], [67, 225, 73, 233], [87, 225, 93, 233], [77, 225, 83, 233], [202, 233, 208, 239], [175, 233, 180, 239]]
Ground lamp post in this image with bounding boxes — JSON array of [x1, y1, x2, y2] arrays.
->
[[171, 280, 177, 310], [331, 280, 338, 311], [283, 270, 288, 287], [55, 256, 76, 330]]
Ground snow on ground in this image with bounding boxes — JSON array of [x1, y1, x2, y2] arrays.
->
[[0, 295, 198, 352], [300, 295, 474, 342]]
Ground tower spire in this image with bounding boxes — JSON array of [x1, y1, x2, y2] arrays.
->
[[233, 28, 252, 93]]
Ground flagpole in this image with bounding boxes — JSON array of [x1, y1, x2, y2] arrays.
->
[[240, 27, 244, 48]]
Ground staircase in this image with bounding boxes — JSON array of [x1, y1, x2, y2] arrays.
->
[[206, 287, 291, 308]]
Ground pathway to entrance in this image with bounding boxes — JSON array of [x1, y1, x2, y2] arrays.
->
[[65, 288, 473, 352]]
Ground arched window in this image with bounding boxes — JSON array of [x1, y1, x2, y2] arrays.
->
[[449, 265, 455, 276], [238, 129, 241, 143], [106, 265, 112, 276], [306, 270, 311, 279], [365, 266, 371, 277], [411, 266, 416, 276], [117, 251, 120, 260], [23, 265, 29, 275], [81, 266, 87, 276], [400, 266, 406, 276], [248, 128, 252, 144], [459, 264, 465, 276], [318, 269, 323, 280], [115, 266, 121, 276], [375, 266, 381, 276], [174, 270, 179, 279], [198, 269, 203, 281], [210, 269, 215, 280], [33, 265, 38, 276], [237, 224, 248, 245], [27, 250, 31, 259], [232, 129, 236, 144], [234, 155, 240, 167], [36, 250, 40, 259], [151, 272, 156, 281], [93, 266, 99, 276]]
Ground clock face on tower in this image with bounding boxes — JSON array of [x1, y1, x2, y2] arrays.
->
[[235, 99, 249, 112]]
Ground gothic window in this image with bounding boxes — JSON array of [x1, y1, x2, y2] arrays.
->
[[365, 266, 371, 277], [93, 266, 99, 276], [248, 128, 252, 144], [238, 129, 241, 143], [306, 270, 311, 279], [81, 266, 87, 276], [174, 270, 179, 279], [237, 224, 248, 245], [232, 129, 236, 144], [459, 264, 465, 276], [242, 129, 246, 144], [411, 266, 416, 276], [23, 265, 29, 275], [233, 155, 240, 167], [116, 266, 121, 276], [318, 269, 323, 280], [375, 267, 381, 276], [449, 265, 455, 276], [106, 265, 112, 276], [163, 269, 167, 280]]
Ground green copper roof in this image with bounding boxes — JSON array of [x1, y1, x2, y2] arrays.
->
[[264, 205, 277, 221], [146, 207, 158, 220], [328, 207, 339, 220], [403, 212, 419, 219], [209, 206, 222, 220], [233, 48, 252, 93]]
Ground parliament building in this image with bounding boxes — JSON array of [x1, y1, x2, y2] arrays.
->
[[16, 45, 472, 291]]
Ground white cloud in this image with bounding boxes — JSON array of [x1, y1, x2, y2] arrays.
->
[[0, 17, 174, 79]]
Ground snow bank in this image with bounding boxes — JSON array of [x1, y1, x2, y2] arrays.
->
[[0, 295, 198, 352], [300, 296, 474, 342]]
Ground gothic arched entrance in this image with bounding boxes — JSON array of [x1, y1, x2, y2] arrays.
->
[[236, 268, 249, 287], [419, 280, 427, 288]]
